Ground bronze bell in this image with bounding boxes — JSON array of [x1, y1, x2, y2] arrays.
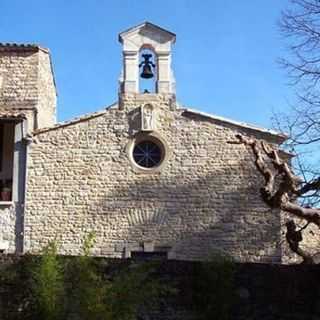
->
[[140, 54, 155, 79], [141, 64, 154, 79]]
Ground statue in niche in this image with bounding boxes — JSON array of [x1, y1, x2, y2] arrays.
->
[[141, 104, 155, 131]]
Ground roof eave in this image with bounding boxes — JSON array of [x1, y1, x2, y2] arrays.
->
[[0, 43, 49, 53], [181, 107, 288, 144], [33, 102, 118, 136], [0, 112, 27, 121]]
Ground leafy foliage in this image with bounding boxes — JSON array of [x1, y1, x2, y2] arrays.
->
[[0, 257, 34, 320], [0, 236, 176, 320], [31, 242, 65, 320], [190, 252, 236, 320], [67, 233, 174, 320], [66, 232, 111, 320], [108, 260, 176, 320]]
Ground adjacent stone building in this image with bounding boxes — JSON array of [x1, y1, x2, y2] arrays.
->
[[0, 22, 291, 262]]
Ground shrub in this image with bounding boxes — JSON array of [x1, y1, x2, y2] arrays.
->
[[67, 232, 111, 320], [31, 242, 65, 320], [108, 260, 174, 320], [191, 252, 235, 320]]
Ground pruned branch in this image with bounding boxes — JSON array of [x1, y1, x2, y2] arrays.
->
[[233, 134, 320, 227], [297, 176, 320, 194], [286, 220, 314, 263], [230, 133, 320, 262]]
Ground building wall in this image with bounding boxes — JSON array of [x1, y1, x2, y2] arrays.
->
[[280, 213, 320, 264], [36, 50, 57, 129], [0, 47, 57, 131], [24, 96, 282, 262], [0, 205, 18, 252], [0, 49, 38, 107], [0, 46, 57, 253]]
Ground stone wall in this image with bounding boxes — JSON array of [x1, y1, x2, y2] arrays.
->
[[36, 50, 57, 129], [0, 45, 57, 254], [0, 45, 57, 131], [0, 256, 319, 320], [281, 213, 320, 264], [0, 47, 38, 107], [25, 94, 284, 262], [0, 205, 18, 251]]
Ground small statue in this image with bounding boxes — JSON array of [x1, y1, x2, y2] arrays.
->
[[141, 104, 155, 131]]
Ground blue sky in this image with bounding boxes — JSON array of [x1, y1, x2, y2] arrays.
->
[[0, 0, 293, 129]]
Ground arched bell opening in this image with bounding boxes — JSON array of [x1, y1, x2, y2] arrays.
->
[[138, 46, 157, 94]]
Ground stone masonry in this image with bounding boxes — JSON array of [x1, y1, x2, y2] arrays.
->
[[24, 92, 285, 262], [0, 44, 56, 131], [0, 44, 56, 253], [0, 22, 309, 263]]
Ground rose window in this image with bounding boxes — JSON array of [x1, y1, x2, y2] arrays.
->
[[132, 140, 162, 168]]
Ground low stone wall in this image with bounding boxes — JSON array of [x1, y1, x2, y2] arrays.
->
[[143, 260, 320, 320], [233, 263, 320, 319], [0, 255, 319, 320]]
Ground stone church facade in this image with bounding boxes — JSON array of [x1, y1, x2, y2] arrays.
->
[[0, 22, 289, 262]]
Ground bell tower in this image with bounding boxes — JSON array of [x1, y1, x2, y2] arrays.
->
[[118, 22, 176, 109]]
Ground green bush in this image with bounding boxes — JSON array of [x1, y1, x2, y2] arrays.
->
[[0, 257, 33, 320], [2, 236, 176, 320], [67, 233, 173, 320], [191, 252, 236, 320], [108, 261, 175, 320], [66, 232, 111, 320], [31, 242, 65, 320]]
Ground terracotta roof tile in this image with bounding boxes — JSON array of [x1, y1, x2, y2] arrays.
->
[[0, 43, 48, 53]]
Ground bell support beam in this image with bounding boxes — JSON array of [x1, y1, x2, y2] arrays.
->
[[156, 51, 173, 94], [122, 50, 139, 93]]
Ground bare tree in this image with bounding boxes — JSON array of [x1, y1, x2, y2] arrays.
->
[[250, 0, 320, 262], [228, 134, 319, 263], [276, 0, 320, 206]]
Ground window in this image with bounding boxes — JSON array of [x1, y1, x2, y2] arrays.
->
[[127, 133, 169, 173], [0, 122, 14, 202], [133, 140, 162, 168], [131, 251, 168, 260], [0, 124, 3, 171]]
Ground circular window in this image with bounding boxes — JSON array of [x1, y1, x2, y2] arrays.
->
[[133, 140, 163, 168]]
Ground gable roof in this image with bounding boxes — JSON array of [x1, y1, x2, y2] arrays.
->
[[119, 21, 176, 44], [33, 103, 117, 135], [33, 101, 286, 144], [180, 107, 287, 143]]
